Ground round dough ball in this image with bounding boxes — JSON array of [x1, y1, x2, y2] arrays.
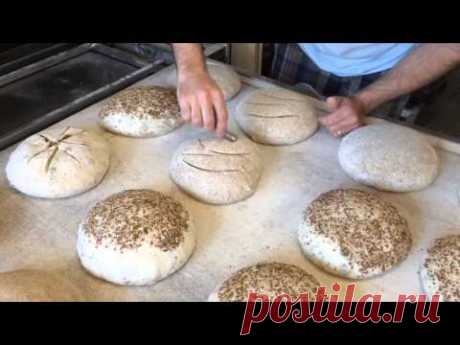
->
[[209, 262, 321, 302], [0, 269, 85, 302], [338, 123, 439, 192], [169, 137, 263, 205], [166, 60, 241, 101], [6, 127, 110, 199], [235, 88, 318, 145], [298, 189, 412, 280], [420, 235, 460, 302], [77, 189, 195, 286], [99, 86, 182, 138]]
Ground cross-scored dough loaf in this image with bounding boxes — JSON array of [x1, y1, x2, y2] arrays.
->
[[6, 127, 110, 199]]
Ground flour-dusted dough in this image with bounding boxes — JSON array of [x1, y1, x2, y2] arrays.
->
[[298, 189, 412, 280], [99, 86, 182, 138], [77, 190, 195, 286], [235, 88, 318, 145], [420, 235, 460, 302], [338, 123, 439, 192], [208, 262, 321, 302], [6, 127, 110, 199], [169, 137, 263, 205], [166, 60, 242, 101], [0, 269, 85, 302]]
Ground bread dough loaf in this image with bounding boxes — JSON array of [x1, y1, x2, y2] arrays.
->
[[338, 123, 439, 192], [77, 190, 195, 286], [99, 86, 182, 138], [0, 269, 85, 302], [6, 127, 110, 199], [298, 189, 412, 280], [235, 88, 318, 145], [166, 60, 242, 101], [169, 137, 263, 205], [420, 235, 460, 302], [209, 262, 320, 302]]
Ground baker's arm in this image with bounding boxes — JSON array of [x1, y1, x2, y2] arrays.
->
[[171, 43, 228, 137], [321, 44, 460, 137]]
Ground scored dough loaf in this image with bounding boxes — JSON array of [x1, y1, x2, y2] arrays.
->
[[209, 262, 321, 302], [166, 60, 242, 101], [0, 269, 85, 302], [77, 189, 196, 286], [338, 123, 439, 192], [99, 86, 183, 138], [6, 127, 110, 199], [235, 88, 319, 145], [169, 137, 263, 205], [298, 189, 412, 280], [420, 234, 460, 302]]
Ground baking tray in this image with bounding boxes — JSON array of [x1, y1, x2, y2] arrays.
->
[[0, 63, 459, 301], [0, 43, 166, 150]]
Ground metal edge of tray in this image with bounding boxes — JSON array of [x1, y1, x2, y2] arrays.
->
[[0, 44, 96, 88], [0, 52, 166, 150], [0, 43, 155, 89], [0, 43, 79, 76], [91, 44, 156, 68], [238, 73, 460, 156]]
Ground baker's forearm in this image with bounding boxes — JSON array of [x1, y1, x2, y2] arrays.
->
[[171, 43, 207, 79], [171, 43, 229, 137], [355, 44, 460, 113]]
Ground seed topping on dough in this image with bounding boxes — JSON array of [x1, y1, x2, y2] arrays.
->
[[217, 262, 320, 301], [99, 86, 181, 120], [423, 235, 460, 301], [83, 190, 190, 252], [304, 189, 411, 276]]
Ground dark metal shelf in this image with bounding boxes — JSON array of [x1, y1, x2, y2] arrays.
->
[[0, 43, 166, 150]]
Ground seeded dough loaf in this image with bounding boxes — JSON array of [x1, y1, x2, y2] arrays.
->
[[235, 88, 318, 145], [6, 127, 110, 199], [0, 269, 85, 302], [298, 189, 412, 280], [169, 137, 263, 205], [166, 60, 242, 101], [77, 190, 196, 286], [99, 86, 182, 138], [338, 123, 439, 192], [420, 235, 460, 302], [208, 262, 321, 302]]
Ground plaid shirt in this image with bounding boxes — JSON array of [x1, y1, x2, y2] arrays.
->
[[269, 43, 446, 122]]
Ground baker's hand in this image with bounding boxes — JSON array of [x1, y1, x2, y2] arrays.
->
[[177, 70, 228, 138], [319, 96, 367, 137]]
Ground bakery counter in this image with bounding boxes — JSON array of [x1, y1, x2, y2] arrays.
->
[[0, 64, 459, 301]]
